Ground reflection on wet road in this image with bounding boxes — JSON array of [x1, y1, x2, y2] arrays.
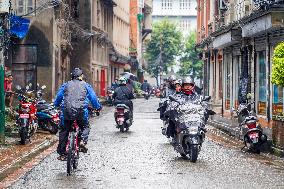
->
[[10, 98, 284, 189]]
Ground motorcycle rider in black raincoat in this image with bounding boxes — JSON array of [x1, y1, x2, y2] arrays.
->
[[141, 79, 152, 93], [165, 79, 183, 138], [158, 75, 177, 120], [113, 76, 135, 120], [54, 68, 102, 160]]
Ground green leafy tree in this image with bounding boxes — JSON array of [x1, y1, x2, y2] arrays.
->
[[179, 32, 203, 80], [272, 42, 284, 86], [145, 19, 182, 79]]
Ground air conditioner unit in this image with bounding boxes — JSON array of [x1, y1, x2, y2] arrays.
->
[[0, 0, 10, 13]]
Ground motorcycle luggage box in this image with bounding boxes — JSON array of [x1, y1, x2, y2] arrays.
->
[[116, 104, 129, 109]]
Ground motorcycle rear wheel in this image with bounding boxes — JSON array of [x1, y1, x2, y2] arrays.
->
[[67, 133, 76, 175], [119, 124, 124, 132]]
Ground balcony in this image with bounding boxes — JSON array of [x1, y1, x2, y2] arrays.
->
[[144, 0, 152, 9]]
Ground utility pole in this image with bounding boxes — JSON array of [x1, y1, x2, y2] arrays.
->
[[0, 0, 10, 143], [0, 48, 4, 143], [157, 35, 163, 86]]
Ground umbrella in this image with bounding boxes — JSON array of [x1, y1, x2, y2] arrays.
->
[[120, 72, 137, 81]]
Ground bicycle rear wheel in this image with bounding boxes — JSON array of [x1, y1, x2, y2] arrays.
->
[[67, 132, 75, 175]]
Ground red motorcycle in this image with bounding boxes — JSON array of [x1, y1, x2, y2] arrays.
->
[[15, 85, 38, 144]]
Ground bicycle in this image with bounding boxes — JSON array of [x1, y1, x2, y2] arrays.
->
[[66, 120, 79, 176]]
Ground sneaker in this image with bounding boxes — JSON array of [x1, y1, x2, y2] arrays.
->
[[79, 141, 88, 153], [57, 155, 67, 161]]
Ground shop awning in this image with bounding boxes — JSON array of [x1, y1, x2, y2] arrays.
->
[[213, 29, 241, 49], [10, 15, 30, 39]]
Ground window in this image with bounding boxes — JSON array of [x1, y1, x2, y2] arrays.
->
[[16, 0, 35, 16], [273, 85, 283, 115], [257, 51, 267, 115], [224, 54, 232, 110], [180, 0, 190, 10], [162, 0, 172, 10]]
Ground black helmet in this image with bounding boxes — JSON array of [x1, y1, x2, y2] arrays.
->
[[71, 68, 83, 79]]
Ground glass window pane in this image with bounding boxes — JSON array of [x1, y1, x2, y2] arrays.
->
[[258, 51, 267, 115]]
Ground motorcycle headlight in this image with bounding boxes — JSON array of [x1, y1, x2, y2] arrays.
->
[[187, 125, 199, 134]]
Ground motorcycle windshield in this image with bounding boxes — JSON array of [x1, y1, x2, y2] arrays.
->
[[177, 102, 205, 124]]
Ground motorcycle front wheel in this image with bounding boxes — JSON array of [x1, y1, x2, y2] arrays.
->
[[20, 127, 28, 145], [48, 122, 59, 134], [189, 144, 199, 163]]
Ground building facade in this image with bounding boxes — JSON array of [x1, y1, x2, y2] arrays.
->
[[152, 0, 197, 36], [197, 0, 284, 144], [130, 0, 152, 82], [71, 0, 115, 97], [9, 0, 72, 99], [110, 0, 131, 84]]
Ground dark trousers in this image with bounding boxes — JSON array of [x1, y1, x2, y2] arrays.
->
[[57, 119, 90, 155]]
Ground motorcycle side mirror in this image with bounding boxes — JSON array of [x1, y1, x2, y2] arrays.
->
[[16, 85, 22, 91], [202, 96, 211, 102], [169, 96, 175, 101], [247, 93, 252, 100], [41, 85, 47, 90], [208, 109, 216, 115]]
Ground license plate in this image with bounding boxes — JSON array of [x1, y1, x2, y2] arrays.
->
[[20, 114, 29, 118]]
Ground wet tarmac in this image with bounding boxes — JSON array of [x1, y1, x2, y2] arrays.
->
[[9, 98, 284, 189]]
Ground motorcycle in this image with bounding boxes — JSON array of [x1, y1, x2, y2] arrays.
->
[[142, 90, 150, 100], [232, 102, 267, 153], [155, 89, 161, 98], [158, 98, 171, 138], [106, 87, 114, 106], [165, 95, 211, 162], [15, 84, 38, 144], [114, 103, 132, 132], [35, 85, 60, 134]]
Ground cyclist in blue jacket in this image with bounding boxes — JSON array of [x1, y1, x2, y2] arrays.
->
[[54, 68, 102, 161]]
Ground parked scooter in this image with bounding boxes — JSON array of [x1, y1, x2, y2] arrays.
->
[[232, 102, 267, 153], [165, 95, 212, 162], [15, 84, 38, 144], [114, 104, 132, 132], [35, 85, 60, 134]]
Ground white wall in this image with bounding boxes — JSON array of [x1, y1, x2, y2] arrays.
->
[[152, 0, 197, 16]]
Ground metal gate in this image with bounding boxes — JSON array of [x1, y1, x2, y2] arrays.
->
[[12, 44, 37, 91]]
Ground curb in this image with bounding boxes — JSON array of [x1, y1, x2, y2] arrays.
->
[[0, 137, 58, 182]]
